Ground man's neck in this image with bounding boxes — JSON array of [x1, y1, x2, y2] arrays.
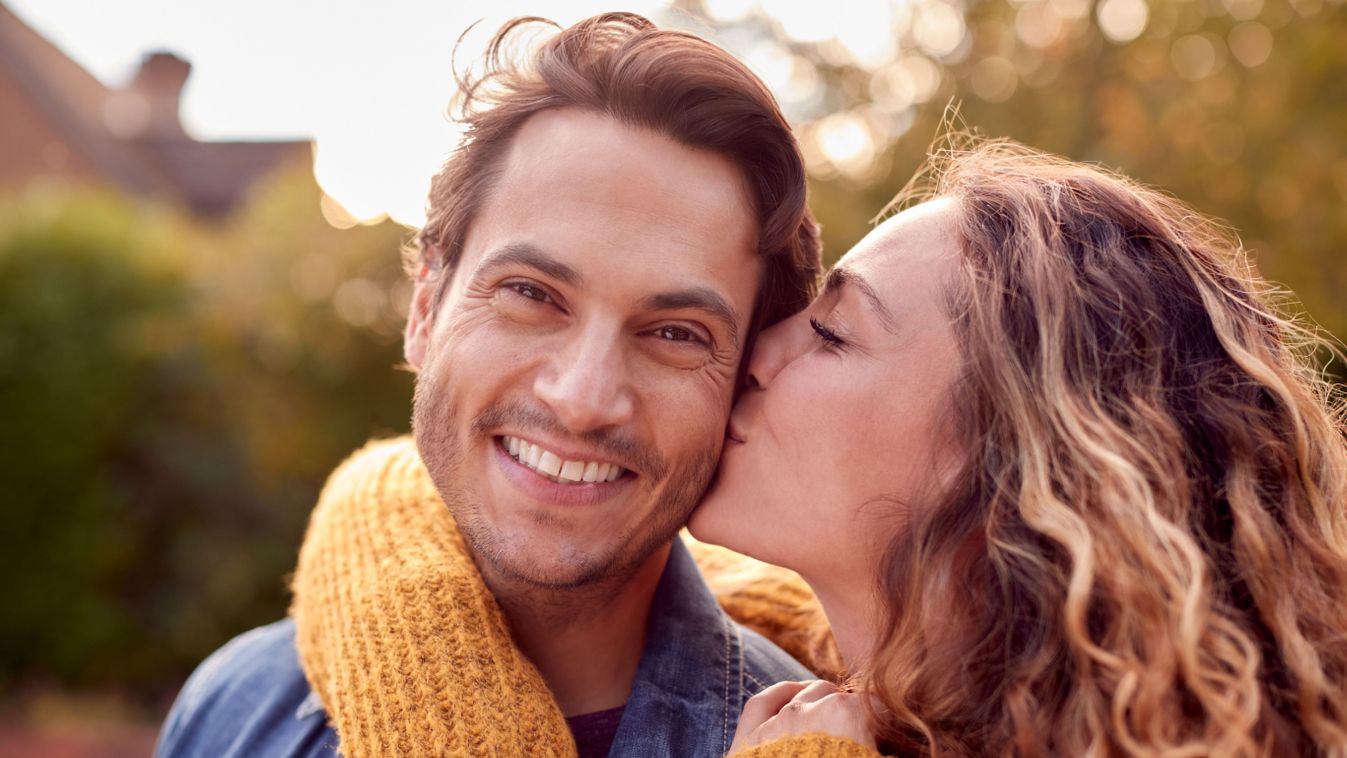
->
[[481, 542, 672, 717]]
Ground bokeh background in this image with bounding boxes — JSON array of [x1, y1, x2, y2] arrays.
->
[[1, 0, 1343, 753]]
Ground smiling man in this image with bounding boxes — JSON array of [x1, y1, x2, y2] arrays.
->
[[156, 12, 822, 758], [408, 108, 761, 601]]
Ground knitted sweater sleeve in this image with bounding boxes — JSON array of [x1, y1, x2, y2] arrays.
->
[[736, 733, 883, 757], [290, 438, 576, 758], [290, 437, 849, 758]]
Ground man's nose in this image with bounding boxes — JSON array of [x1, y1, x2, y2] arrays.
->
[[533, 322, 636, 433]]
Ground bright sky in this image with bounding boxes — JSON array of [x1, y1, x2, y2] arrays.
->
[[10, 0, 934, 226]]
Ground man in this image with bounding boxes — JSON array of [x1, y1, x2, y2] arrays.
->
[[156, 12, 822, 757]]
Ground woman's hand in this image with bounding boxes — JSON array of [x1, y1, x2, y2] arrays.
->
[[728, 680, 877, 754]]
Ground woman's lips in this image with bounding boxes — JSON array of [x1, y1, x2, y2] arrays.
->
[[725, 422, 747, 444]]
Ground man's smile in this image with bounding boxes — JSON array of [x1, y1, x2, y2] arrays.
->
[[492, 435, 636, 508], [498, 434, 630, 483]]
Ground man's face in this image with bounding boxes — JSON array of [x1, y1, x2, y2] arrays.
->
[[405, 108, 761, 589]]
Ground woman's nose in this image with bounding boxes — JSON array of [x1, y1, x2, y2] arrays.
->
[[744, 311, 810, 390]]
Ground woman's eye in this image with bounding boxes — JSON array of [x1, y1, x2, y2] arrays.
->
[[810, 317, 845, 348]]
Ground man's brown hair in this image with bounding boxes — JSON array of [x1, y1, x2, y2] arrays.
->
[[407, 12, 821, 333]]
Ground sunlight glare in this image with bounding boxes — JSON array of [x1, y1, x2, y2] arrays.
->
[[1097, 0, 1149, 43], [899, 54, 944, 102], [703, 0, 758, 23], [744, 41, 798, 95], [760, 0, 836, 43], [1015, 3, 1064, 48], [912, 2, 967, 58], [815, 110, 876, 177], [834, 0, 899, 68]]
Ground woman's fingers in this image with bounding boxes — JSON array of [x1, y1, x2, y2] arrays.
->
[[729, 681, 868, 755], [738, 680, 812, 725], [731, 680, 816, 752], [732, 689, 878, 753], [787, 679, 840, 705]]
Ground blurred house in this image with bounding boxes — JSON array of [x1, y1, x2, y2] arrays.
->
[[0, 2, 309, 216]]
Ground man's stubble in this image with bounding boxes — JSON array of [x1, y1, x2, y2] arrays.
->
[[411, 372, 718, 600]]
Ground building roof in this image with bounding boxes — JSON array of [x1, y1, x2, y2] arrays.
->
[[0, 1, 310, 215]]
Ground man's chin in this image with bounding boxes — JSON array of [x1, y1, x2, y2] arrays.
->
[[459, 521, 626, 590], [492, 550, 610, 590]]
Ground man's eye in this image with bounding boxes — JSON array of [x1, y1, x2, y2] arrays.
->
[[655, 325, 699, 343], [506, 282, 552, 303]]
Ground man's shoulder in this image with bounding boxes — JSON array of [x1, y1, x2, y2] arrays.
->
[[684, 535, 842, 682], [155, 618, 337, 757], [319, 435, 421, 501], [735, 620, 813, 692]]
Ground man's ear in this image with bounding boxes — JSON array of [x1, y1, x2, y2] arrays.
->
[[403, 264, 437, 371]]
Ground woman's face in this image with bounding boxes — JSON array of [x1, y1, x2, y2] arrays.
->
[[689, 199, 965, 587]]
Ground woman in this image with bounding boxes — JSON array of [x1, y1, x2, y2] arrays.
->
[[691, 139, 1347, 756]]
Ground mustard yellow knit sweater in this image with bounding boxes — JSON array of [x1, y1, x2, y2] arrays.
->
[[290, 437, 874, 757]]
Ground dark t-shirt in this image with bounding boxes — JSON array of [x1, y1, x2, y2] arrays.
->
[[566, 705, 625, 758]]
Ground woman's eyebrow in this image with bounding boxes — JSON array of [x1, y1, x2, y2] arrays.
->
[[823, 267, 897, 335]]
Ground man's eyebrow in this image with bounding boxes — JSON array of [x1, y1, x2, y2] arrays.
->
[[473, 243, 582, 287], [824, 267, 897, 334], [640, 288, 741, 349]]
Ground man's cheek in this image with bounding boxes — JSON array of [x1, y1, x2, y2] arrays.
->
[[698, 359, 741, 409]]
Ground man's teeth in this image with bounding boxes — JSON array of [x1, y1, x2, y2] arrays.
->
[[503, 436, 625, 483]]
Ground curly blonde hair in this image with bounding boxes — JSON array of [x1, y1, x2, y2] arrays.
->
[[865, 140, 1347, 756]]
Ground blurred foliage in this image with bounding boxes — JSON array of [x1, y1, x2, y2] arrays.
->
[[0, 168, 411, 700], [687, 0, 1347, 367]]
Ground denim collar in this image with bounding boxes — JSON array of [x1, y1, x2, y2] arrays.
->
[[608, 538, 746, 757]]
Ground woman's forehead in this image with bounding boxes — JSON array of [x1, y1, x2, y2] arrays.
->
[[838, 197, 960, 280]]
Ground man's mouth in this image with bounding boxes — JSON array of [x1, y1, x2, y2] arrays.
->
[[498, 435, 628, 484]]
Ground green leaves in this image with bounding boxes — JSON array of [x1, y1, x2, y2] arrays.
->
[[0, 170, 411, 692]]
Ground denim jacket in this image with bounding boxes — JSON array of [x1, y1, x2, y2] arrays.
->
[[155, 539, 811, 757]]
